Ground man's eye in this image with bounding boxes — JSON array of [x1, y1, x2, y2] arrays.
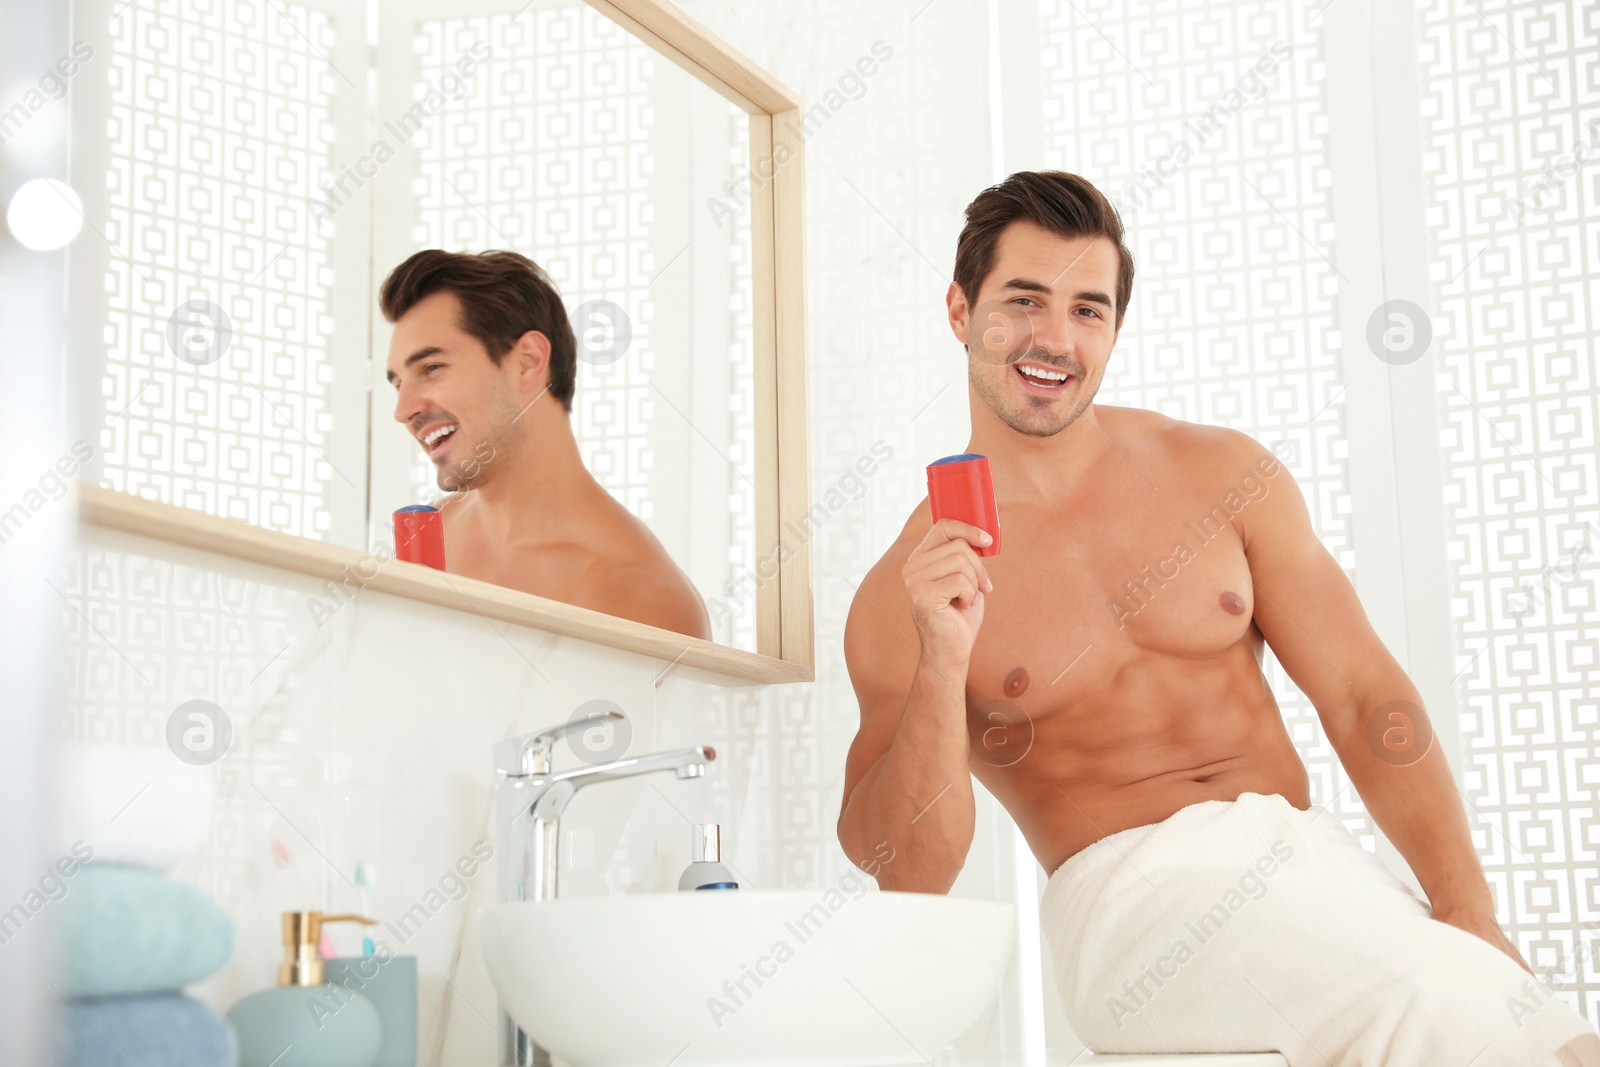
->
[[1078, 307, 1101, 319], [425, 363, 443, 373], [1012, 297, 1037, 307]]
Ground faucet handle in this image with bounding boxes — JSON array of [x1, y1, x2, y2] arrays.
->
[[493, 709, 626, 776]]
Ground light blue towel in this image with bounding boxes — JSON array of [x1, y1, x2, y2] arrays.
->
[[57, 864, 235, 998], [60, 992, 237, 1067]]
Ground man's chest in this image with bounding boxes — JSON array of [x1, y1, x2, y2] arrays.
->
[[963, 483, 1258, 703], [442, 524, 591, 602]]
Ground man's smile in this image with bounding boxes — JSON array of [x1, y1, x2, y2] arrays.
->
[[416, 421, 458, 456], [1013, 359, 1076, 394]]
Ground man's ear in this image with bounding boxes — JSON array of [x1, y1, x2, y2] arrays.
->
[[947, 281, 971, 348], [511, 329, 552, 396]]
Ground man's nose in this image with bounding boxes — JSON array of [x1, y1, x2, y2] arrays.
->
[[393, 380, 422, 427], [1025, 308, 1075, 359]]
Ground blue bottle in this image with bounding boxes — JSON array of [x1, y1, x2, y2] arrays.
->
[[227, 911, 382, 1067]]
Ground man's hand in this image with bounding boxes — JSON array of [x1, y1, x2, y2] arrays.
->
[[902, 517, 993, 667], [1434, 904, 1533, 975]]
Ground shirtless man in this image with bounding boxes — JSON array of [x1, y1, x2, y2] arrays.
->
[[837, 172, 1599, 1062], [381, 249, 711, 640]]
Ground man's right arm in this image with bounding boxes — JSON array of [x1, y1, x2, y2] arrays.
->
[[837, 518, 994, 894]]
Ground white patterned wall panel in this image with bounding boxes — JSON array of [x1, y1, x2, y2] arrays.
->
[[94, 0, 348, 541], [407, 9, 657, 517], [1418, 0, 1600, 1009], [60, 546, 299, 751], [1037, 1, 1368, 842]]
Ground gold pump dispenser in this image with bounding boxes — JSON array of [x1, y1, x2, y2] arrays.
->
[[277, 911, 378, 987]]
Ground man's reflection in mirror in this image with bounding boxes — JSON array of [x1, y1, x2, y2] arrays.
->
[[381, 249, 712, 640]]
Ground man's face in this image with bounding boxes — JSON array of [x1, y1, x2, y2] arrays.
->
[[386, 290, 533, 492], [949, 222, 1122, 438]]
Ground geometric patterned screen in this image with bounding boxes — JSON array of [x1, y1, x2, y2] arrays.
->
[[1037, 1, 1370, 843], [407, 8, 657, 518], [95, 0, 346, 541], [1418, 0, 1600, 1011]]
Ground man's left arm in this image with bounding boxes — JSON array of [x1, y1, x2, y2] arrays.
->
[[1223, 430, 1531, 974]]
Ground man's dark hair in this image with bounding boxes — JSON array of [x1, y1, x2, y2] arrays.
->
[[953, 170, 1135, 328], [379, 249, 577, 413]]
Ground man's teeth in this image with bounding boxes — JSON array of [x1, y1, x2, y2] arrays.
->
[[1018, 365, 1069, 384], [423, 425, 457, 446]]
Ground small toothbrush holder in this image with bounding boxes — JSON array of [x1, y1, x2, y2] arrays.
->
[[325, 955, 417, 1067]]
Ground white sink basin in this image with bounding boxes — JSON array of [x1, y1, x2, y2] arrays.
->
[[479, 889, 1017, 1067]]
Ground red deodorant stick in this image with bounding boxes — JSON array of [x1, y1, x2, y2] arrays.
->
[[393, 505, 446, 570], [927, 453, 1001, 556]]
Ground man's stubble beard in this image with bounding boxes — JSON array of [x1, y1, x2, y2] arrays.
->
[[434, 387, 523, 493], [968, 355, 1100, 438]]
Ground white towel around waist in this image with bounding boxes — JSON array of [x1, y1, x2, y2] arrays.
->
[[1040, 790, 1600, 1067]]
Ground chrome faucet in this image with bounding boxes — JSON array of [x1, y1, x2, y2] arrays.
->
[[492, 710, 716, 1066]]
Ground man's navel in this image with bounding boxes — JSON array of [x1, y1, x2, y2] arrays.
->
[[1219, 590, 1246, 615], [1003, 665, 1030, 698]]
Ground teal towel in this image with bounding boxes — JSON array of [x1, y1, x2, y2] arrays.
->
[[60, 992, 237, 1067], [57, 864, 235, 998]]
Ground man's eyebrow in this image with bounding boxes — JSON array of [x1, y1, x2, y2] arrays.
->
[[385, 346, 444, 384], [996, 278, 1113, 307]]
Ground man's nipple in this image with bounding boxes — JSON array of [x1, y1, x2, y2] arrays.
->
[[1219, 590, 1246, 615], [1003, 666, 1030, 698]]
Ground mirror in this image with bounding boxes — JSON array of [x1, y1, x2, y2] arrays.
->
[[369, 0, 758, 648], [67, 0, 811, 664]]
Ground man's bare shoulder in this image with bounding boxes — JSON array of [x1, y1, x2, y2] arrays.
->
[[1099, 404, 1275, 485], [844, 499, 931, 668], [574, 481, 702, 581], [582, 497, 711, 638], [588, 558, 710, 638], [860, 498, 933, 604]]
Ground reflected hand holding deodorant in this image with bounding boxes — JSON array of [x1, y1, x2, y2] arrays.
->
[[393, 505, 445, 570]]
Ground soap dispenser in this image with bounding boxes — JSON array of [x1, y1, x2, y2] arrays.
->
[[677, 823, 739, 890], [227, 911, 383, 1067]]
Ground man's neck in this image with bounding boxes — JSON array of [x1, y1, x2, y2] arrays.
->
[[967, 401, 1110, 503], [457, 408, 601, 546]]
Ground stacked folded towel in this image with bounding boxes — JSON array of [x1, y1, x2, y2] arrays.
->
[[53, 745, 238, 1067], [61, 992, 237, 1067]]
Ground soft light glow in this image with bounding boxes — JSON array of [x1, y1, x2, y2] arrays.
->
[[5, 178, 84, 251]]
